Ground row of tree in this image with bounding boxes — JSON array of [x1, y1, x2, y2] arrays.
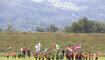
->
[[36, 25, 59, 32], [64, 17, 105, 33], [0, 17, 105, 33], [0, 24, 59, 32]]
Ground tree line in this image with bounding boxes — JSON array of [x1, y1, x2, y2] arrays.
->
[[0, 17, 105, 33], [64, 17, 105, 33]]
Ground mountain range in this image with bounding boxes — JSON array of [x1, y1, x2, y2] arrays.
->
[[0, 0, 105, 31]]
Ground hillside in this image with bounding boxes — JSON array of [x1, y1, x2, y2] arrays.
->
[[0, 32, 105, 53], [0, 0, 105, 31]]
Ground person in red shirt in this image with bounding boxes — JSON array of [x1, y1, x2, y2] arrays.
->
[[66, 50, 69, 60], [27, 50, 31, 58]]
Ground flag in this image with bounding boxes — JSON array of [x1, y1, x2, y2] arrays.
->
[[54, 44, 60, 50], [73, 45, 82, 50], [36, 48, 40, 52], [28, 47, 31, 50], [20, 48, 24, 52], [35, 43, 41, 48], [25, 47, 31, 50], [6, 46, 12, 50], [42, 47, 48, 53], [67, 45, 72, 51], [25, 47, 28, 50], [35, 43, 41, 52]]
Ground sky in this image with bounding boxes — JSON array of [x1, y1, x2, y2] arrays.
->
[[32, 0, 86, 11]]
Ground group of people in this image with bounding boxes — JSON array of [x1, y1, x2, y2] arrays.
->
[[32, 49, 98, 60], [33, 49, 65, 60], [6, 49, 31, 59], [5, 48, 98, 60], [66, 51, 98, 60]]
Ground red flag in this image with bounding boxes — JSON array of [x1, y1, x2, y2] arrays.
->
[[73, 45, 82, 50], [25, 47, 28, 50], [6, 46, 12, 50]]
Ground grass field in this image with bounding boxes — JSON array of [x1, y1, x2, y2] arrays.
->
[[0, 56, 105, 60], [0, 32, 105, 53]]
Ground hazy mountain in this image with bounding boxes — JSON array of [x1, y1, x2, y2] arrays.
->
[[0, 0, 105, 31]]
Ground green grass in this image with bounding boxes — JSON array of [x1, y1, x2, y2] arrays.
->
[[0, 32, 105, 53], [0, 56, 105, 60], [99, 57, 105, 60]]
